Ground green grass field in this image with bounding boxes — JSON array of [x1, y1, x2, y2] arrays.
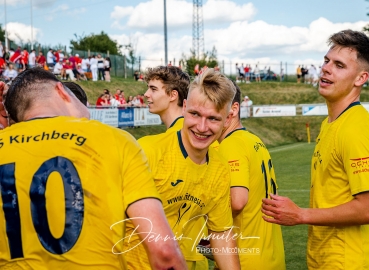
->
[[271, 143, 314, 269]]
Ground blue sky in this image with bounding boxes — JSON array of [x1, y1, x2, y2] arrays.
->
[[1, 0, 368, 72]]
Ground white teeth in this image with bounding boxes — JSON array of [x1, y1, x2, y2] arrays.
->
[[194, 132, 208, 139]]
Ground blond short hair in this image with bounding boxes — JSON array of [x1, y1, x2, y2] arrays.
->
[[189, 68, 236, 111]]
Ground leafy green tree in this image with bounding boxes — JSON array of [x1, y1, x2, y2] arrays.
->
[[0, 24, 5, 42], [70, 31, 122, 55], [181, 46, 219, 76]]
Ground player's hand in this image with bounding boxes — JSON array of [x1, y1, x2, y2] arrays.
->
[[261, 193, 304, 226], [0, 81, 9, 130]]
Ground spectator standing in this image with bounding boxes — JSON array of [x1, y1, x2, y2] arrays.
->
[[46, 48, 55, 68], [104, 57, 111, 82], [96, 54, 105, 80], [21, 48, 29, 69], [81, 56, 89, 72], [54, 50, 60, 63], [280, 68, 284, 81], [296, 65, 302, 83], [28, 49, 36, 68], [59, 50, 64, 62], [90, 55, 98, 81], [245, 64, 250, 83], [0, 41, 4, 58], [301, 65, 306, 83], [241, 95, 253, 117], [254, 64, 261, 82]]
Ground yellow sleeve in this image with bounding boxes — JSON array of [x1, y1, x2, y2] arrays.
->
[[341, 124, 369, 196], [118, 131, 161, 210], [219, 137, 249, 189]]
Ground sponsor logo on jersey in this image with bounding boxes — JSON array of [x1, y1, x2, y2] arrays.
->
[[171, 179, 184, 186]]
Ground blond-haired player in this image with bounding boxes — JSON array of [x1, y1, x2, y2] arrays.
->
[[125, 68, 240, 270]]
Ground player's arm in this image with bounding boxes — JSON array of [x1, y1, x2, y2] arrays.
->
[[261, 192, 369, 226], [230, 187, 248, 218], [127, 198, 187, 270], [208, 229, 240, 270]]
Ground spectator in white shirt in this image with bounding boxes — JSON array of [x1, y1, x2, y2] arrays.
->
[[3, 64, 18, 82], [240, 95, 253, 117], [81, 57, 89, 72], [89, 55, 98, 81], [0, 41, 4, 58], [53, 60, 63, 76], [28, 50, 36, 68], [47, 48, 55, 68]]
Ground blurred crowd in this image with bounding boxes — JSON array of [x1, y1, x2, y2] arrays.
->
[[95, 89, 147, 108], [0, 42, 112, 83]]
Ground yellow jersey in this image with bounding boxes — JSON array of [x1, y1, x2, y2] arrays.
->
[[309, 103, 369, 269], [125, 130, 233, 268], [219, 128, 286, 270], [0, 116, 160, 270]]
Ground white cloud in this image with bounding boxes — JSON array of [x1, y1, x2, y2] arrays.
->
[[111, 0, 256, 31], [6, 22, 42, 44], [110, 17, 368, 74]]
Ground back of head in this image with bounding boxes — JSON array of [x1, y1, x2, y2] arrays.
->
[[63, 82, 88, 106], [5, 68, 59, 122], [231, 80, 241, 118], [145, 66, 190, 107], [328, 29, 369, 71], [189, 68, 236, 111]]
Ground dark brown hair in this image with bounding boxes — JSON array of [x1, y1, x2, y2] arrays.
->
[[328, 29, 369, 70], [145, 66, 190, 107]]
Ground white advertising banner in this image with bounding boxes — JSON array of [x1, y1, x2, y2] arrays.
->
[[88, 108, 119, 127], [253, 106, 296, 117], [302, 105, 328, 116], [134, 108, 162, 126]]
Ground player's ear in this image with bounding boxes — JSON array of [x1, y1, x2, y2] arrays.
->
[[55, 82, 72, 103], [182, 99, 187, 114], [170, 89, 178, 102], [230, 102, 240, 118], [354, 70, 369, 87]]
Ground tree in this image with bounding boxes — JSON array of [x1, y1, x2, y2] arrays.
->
[[181, 46, 219, 76], [0, 24, 5, 42], [70, 31, 122, 55]]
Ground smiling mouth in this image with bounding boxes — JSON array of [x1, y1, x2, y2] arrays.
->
[[321, 78, 333, 84], [192, 130, 210, 139]]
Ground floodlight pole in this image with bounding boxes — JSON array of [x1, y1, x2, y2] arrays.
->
[[163, 0, 168, 65], [4, 0, 8, 49], [30, 0, 33, 49]]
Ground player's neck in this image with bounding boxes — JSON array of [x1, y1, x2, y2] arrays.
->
[[326, 96, 360, 123], [180, 129, 208, 165], [218, 118, 242, 143], [161, 106, 183, 129]]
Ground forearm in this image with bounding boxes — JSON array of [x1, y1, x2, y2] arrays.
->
[[209, 229, 240, 270], [302, 194, 369, 226], [262, 192, 369, 226]]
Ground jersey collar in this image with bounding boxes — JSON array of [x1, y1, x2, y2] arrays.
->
[[336, 101, 360, 120], [169, 116, 184, 128], [177, 130, 209, 163], [224, 127, 246, 140]]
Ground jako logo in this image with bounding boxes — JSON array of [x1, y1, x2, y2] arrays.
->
[[171, 180, 184, 186]]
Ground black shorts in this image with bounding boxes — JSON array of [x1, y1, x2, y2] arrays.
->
[[297, 75, 301, 78]]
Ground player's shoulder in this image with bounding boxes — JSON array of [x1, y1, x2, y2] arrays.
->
[[338, 104, 369, 134], [138, 130, 177, 153]]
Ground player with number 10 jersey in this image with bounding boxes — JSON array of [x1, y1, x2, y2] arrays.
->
[[0, 116, 161, 269]]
